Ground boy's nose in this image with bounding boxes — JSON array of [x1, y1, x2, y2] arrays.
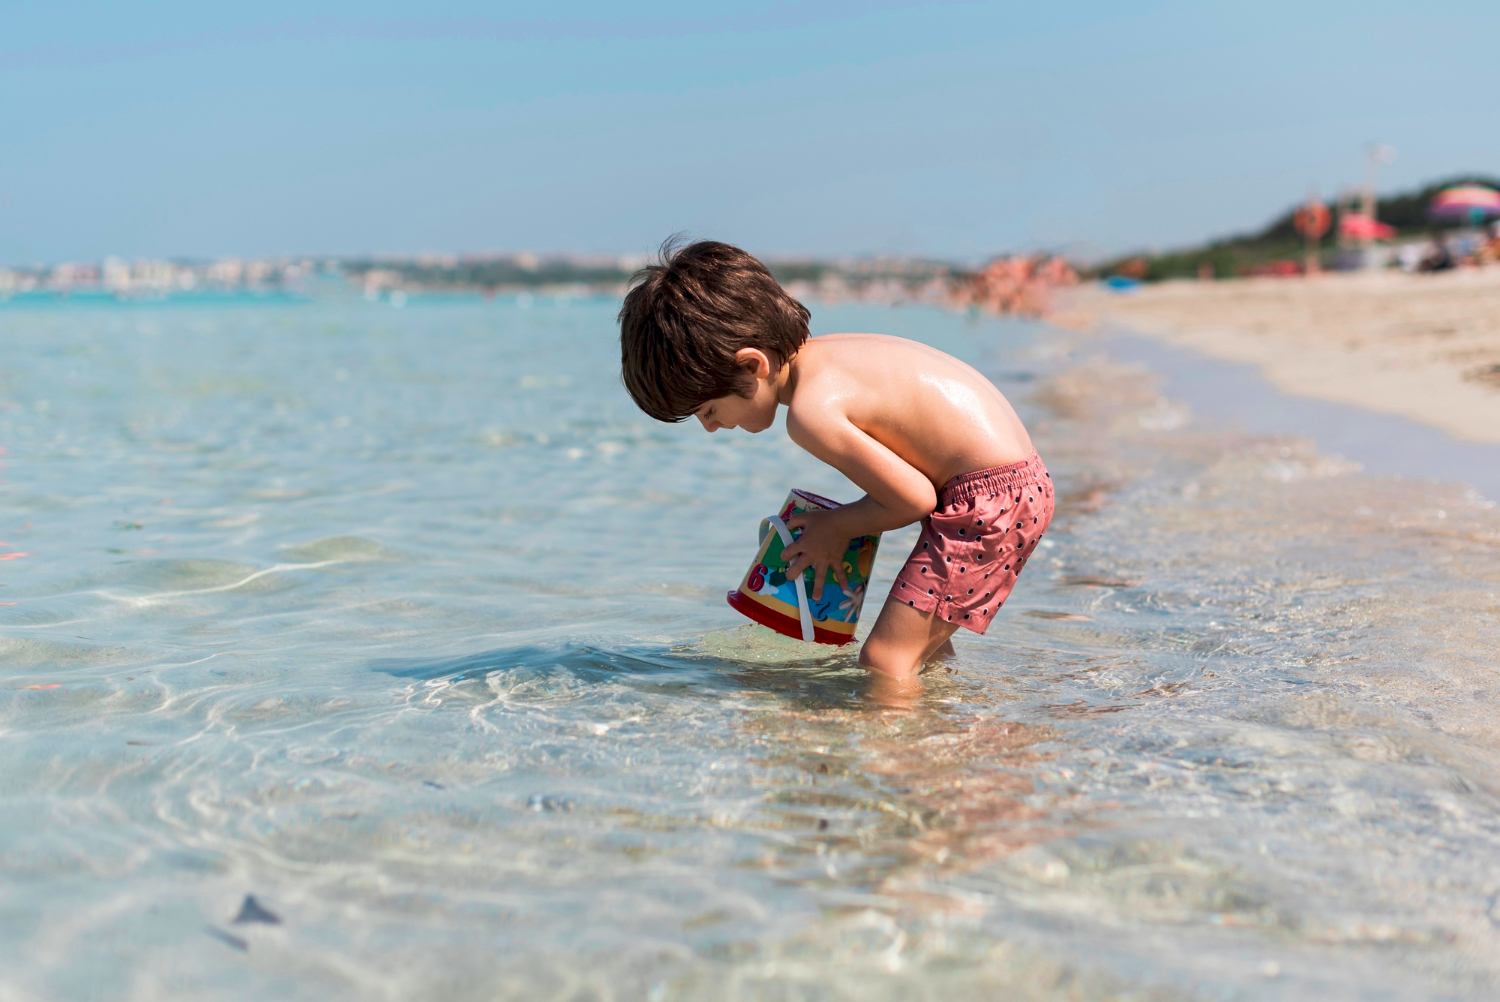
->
[[696, 414, 718, 433]]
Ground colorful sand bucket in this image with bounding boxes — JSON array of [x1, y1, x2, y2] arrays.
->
[[726, 490, 881, 645]]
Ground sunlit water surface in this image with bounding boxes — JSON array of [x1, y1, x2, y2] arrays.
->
[[2, 296, 1498, 1000]]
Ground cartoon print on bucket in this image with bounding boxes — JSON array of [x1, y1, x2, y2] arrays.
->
[[726, 489, 881, 645]]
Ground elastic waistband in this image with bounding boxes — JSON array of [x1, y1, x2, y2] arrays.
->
[[939, 452, 1048, 506]]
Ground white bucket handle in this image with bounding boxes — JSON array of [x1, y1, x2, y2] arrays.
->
[[765, 515, 815, 643]]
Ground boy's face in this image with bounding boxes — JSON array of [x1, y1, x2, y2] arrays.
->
[[693, 374, 779, 434]]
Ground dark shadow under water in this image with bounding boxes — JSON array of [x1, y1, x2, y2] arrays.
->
[[367, 638, 893, 711]]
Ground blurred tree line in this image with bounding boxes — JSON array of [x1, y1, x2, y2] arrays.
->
[[1093, 174, 1500, 281]]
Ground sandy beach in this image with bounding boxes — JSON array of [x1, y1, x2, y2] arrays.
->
[[1061, 268, 1500, 444]]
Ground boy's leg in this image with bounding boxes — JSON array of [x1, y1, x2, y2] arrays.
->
[[858, 596, 960, 680]]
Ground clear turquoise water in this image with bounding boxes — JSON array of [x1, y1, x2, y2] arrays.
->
[[2, 296, 1498, 1000]]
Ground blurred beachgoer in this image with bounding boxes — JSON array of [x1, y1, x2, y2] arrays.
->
[[952, 254, 1077, 318], [620, 240, 1052, 692], [1037, 256, 1079, 287], [1419, 234, 1455, 273], [1479, 223, 1500, 266], [1397, 243, 1426, 273]]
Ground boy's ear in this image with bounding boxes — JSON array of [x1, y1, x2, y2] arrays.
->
[[734, 347, 773, 380]]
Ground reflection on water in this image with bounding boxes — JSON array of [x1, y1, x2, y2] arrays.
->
[[1, 297, 1498, 1000]]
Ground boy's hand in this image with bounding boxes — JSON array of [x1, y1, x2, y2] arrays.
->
[[782, 509, 851, 601]]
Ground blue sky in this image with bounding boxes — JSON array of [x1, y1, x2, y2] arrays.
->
[[4, 1, 1497, 263]]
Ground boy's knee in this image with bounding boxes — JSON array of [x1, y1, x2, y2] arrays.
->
[[858, 638, 921, 680]]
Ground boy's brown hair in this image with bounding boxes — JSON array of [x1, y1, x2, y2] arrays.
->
[[619, 239, 810, 422]]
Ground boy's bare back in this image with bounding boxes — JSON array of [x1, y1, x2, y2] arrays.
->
[[786, 333, 1034, 494]]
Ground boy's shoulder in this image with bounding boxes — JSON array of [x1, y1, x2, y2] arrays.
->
[[792, 332, 942, 393], [785, 333, 907, 427]]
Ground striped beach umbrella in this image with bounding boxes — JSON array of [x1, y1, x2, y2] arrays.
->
[[1428, 185, 1500, 223]]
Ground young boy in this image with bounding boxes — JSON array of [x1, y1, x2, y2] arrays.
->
[[619, 240, 1053, 682]]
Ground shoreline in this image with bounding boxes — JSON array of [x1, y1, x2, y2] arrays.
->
[[1055, 269, 1500, 444], [1104, 332, 1500, 501]]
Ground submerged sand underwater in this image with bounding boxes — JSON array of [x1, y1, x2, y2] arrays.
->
[[1, 297, 1498, 1000]]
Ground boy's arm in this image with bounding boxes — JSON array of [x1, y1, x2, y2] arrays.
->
[[780, 410, 937, 597]]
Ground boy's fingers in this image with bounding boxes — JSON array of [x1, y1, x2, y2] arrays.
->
[[811, 566, 824, 600], [834, 563, 850, 590]]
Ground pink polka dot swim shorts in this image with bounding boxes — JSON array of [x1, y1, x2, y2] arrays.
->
[[892, 452, 1054, 634]]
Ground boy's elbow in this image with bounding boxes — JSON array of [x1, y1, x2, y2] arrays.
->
[[886, 488, 936, 527], [907, 483, 938, 522], [899, 501, 933, 526]]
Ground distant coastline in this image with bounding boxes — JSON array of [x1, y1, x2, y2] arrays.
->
[[0, 252, 1077, 314]]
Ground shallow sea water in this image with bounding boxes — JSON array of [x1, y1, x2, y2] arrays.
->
[[2, 295, 1498, 1001]]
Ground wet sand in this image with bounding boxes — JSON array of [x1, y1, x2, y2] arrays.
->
[[1059, 269, 1500, 444], [1105, 334, 1500, 501]]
